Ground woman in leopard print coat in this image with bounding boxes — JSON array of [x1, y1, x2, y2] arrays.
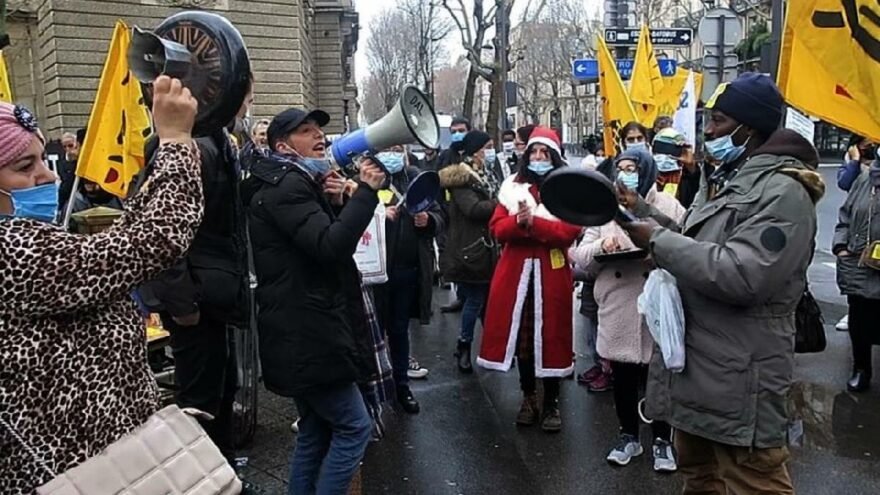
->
[[0, 77, 204, 494]]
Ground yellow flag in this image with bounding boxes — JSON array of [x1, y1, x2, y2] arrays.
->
[[0, 51, 13, 103], [598, 36, 638, 156], [77, 20, 152, 198], [657, 69, 703, 116], [777, 0, 880, 141], [630, 25, 666, 126]]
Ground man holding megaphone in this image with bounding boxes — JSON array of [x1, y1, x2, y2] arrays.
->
[[243, 107, 386, 494]]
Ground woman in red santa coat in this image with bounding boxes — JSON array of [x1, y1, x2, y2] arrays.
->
[[477, 127, 582, 433]]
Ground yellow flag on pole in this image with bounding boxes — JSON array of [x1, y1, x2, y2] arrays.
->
[[77, 20, 152, 198], [598, 36, 638, 156], [657, 69, 703, 116], [777, 0, 880, 141], [630, 25, 666, 126], [0, 51, 13, 103]]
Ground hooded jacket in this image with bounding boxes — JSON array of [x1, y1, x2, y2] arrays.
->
[[645, 129, 825, 449], [438, 161, 498, 283], [245, 154, 380, 397], [834, 163, 880, 300]]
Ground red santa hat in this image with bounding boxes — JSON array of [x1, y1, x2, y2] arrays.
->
[[526, 126, 562, 156]]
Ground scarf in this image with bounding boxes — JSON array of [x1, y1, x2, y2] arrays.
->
[[358, 285, 395, 440]]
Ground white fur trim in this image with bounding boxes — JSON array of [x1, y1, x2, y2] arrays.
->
[[497, 175, 559, 221], [476, 258, 534, 372], [532, 258, 573, 378], [528, 136, 561, 155]]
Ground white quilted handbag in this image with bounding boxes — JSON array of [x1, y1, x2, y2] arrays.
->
[[2, 405, 242, 495]]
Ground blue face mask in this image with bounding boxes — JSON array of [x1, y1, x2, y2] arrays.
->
[[0, 182, 59, 223], [627, 142, 648, 153], [654, 154, 680, 172], [484, 149, 497, 164], [377, 152, 405, 174], [528, 160, 554, 176], [705, 125, 749, 164], [451, 131, 466, 143], [298, 156, 333, 178], [618, 171, 639, 191]]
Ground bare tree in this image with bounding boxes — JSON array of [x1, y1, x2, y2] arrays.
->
[[441, 0, 495, 121], [432, 61, 469, 115], [443, 0, 547, 139], [364, 9, 418, 113], [511, 0, 594, 138], [360, 74, 389, 124], [400, 0, 454, 97]]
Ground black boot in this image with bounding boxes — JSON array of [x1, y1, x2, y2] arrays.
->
[[397, 386, 421, 414], [454, 340, 473, 374], [848, 370, 871, 392]]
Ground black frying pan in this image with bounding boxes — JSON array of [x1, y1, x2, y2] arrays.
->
[[540, 168, 637, 227]]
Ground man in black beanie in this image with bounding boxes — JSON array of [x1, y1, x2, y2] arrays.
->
[[620, 73, 826, 491]]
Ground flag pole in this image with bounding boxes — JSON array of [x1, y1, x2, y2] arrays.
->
[[61, 175, 80, 229]]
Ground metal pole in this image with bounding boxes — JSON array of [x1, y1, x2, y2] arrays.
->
[[769, 0, 785, 79], [497, 0, 509, 143], [61, 175, 80, 228]]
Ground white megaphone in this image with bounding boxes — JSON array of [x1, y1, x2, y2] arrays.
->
[[329, 85, 440, 171]]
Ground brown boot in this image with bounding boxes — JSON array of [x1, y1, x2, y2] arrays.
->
[[515, 394, 539, 426]]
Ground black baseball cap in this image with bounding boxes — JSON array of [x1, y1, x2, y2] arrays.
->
[[267, 108, 330, 150]]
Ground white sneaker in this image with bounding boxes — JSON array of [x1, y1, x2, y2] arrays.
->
[[652, 438, 678, 472], [836, 315, 849, 332], [290, 417, 300, 433], [407, 356, 429, 379], [606, 434, 644, 466]]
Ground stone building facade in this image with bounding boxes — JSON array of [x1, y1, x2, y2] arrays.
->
[[4, 0, 359, 137]]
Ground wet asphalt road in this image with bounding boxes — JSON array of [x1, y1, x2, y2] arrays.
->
[[243, 166, 880, 494]]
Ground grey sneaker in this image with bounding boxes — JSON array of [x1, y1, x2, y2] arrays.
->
[[652, 438, 678, 472], [407, 357, 429, 379], [606, 433, 644, 466]]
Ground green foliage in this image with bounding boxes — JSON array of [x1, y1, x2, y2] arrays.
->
[[735, 23, 771, 60]]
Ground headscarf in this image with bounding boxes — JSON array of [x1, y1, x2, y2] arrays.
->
[[613, 148, 658, 198], [0, 102, 42, 170]]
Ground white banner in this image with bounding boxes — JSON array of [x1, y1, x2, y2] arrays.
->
[[673, 71, 697, 146], [353, 203, 388, 285]]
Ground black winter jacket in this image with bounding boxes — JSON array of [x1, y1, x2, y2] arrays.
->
[[140, 132, 249, 324], [372, 167, 445, 327], [244, 156, 380, 397]]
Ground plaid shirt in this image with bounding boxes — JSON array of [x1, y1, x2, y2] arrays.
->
[[359, 286, 395, 439]]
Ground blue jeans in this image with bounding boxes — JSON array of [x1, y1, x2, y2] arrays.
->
[[388, 267, 419, 387], [582, 314, 601, 369], [289, 383, 373, 495], [457, 282, 488, 343]]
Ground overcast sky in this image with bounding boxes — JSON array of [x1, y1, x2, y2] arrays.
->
[[351, 1, 602, 84]]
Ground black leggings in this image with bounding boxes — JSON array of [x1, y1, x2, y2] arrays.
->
[[610, 361, 671, 440], [518, 357, 561, 407], [849, 295, 878, 374]]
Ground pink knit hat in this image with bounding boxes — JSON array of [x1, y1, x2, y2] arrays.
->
[[0, 102, 41, 170]]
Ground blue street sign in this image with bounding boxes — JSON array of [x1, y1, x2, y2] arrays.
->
[[572, 58, 677, 81], [572, 59, 598, 80]]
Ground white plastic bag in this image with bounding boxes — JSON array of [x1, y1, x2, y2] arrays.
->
[[353, 203, 388, 285], [637, 269, 686, 373]]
